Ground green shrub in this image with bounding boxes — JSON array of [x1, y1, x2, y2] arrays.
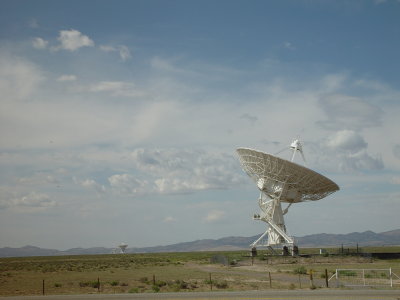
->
[[54, 283, 62, 288], [110, 280, 119, 286], [152, 285, 160, 292], [293, 266, 307, 274]]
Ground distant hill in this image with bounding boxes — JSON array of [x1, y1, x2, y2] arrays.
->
[[0, 246, 60, 257], [1, 229, 399, 257], [129, 236, 257, 253], [0, 246, 112, 258], [295, 229, 400, 247]]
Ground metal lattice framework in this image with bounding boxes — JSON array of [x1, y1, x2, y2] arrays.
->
[[236, 148, 339, 203], [236, 140, 339, 254]]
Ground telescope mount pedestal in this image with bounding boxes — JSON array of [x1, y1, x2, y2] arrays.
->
[[251, 188, 298, 256]]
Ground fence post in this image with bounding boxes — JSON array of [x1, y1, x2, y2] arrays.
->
[[309, 270, 314, 288], [298, 274, 301, 288], [362, 269, 365, 286], [335, 269, 339, 287], [269, 272, 272, 288], [153, 274, 156, 285], [325, 269, 328, 287], [97, 277, 100, 292], [209, 273, 212, 290], [42, 279, 45, 295], [390, 268, 393, 288]]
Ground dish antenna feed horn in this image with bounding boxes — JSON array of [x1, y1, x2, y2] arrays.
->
[[237, 139, 339, 256]]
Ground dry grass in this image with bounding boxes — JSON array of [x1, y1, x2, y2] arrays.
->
[[1, 249, 399, 296]]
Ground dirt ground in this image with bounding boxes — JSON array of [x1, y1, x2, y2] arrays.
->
[[1, 252, 399, 296]]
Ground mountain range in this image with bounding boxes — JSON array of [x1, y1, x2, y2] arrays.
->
[[1, 229, 399, 258]]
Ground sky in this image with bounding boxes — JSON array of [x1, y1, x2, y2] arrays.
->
[[0, 0, 400, 250]]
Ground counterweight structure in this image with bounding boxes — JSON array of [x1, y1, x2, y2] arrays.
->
[[237, 140, 339, 255]]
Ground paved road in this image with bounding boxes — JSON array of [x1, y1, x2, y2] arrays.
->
[[1, 289, 400, 300]]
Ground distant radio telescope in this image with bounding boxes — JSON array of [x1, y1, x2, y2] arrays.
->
[[118, 243, 128, 254], [237, 139, 339, 256]]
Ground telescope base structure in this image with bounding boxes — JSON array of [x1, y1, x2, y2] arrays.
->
[[237, 142, 339, 258], [251, 193, 298, 256]]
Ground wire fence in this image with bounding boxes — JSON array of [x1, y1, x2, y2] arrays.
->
[[3, 270, 330, 296], [329, 268, 400, 287]]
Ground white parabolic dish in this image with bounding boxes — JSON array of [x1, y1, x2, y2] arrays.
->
[[237, 148, 339, 203]]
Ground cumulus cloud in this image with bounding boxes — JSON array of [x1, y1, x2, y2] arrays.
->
[[108, 174, 148, 195], [341, 151, 384, 171], [57, 74, 77, 82], [203, 210, 226, 222], [32, 37, 48, 49], [0, 192, 56, 211], [326, 130, 368, 153], [318, 131, 384, 172], [80, 178, 106, 194], [100, 45, 132, 61], [68, 148, 243, 197], [54, 29, 94, 51], [14, 192, 54, 207], [33, 29, 132, 62], [131, 148, 243, 194], [317, 94, 384, 130]]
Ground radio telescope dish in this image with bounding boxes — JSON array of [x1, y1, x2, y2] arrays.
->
[[118, 243, 128, 254], [237, 139, 339, 255]]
